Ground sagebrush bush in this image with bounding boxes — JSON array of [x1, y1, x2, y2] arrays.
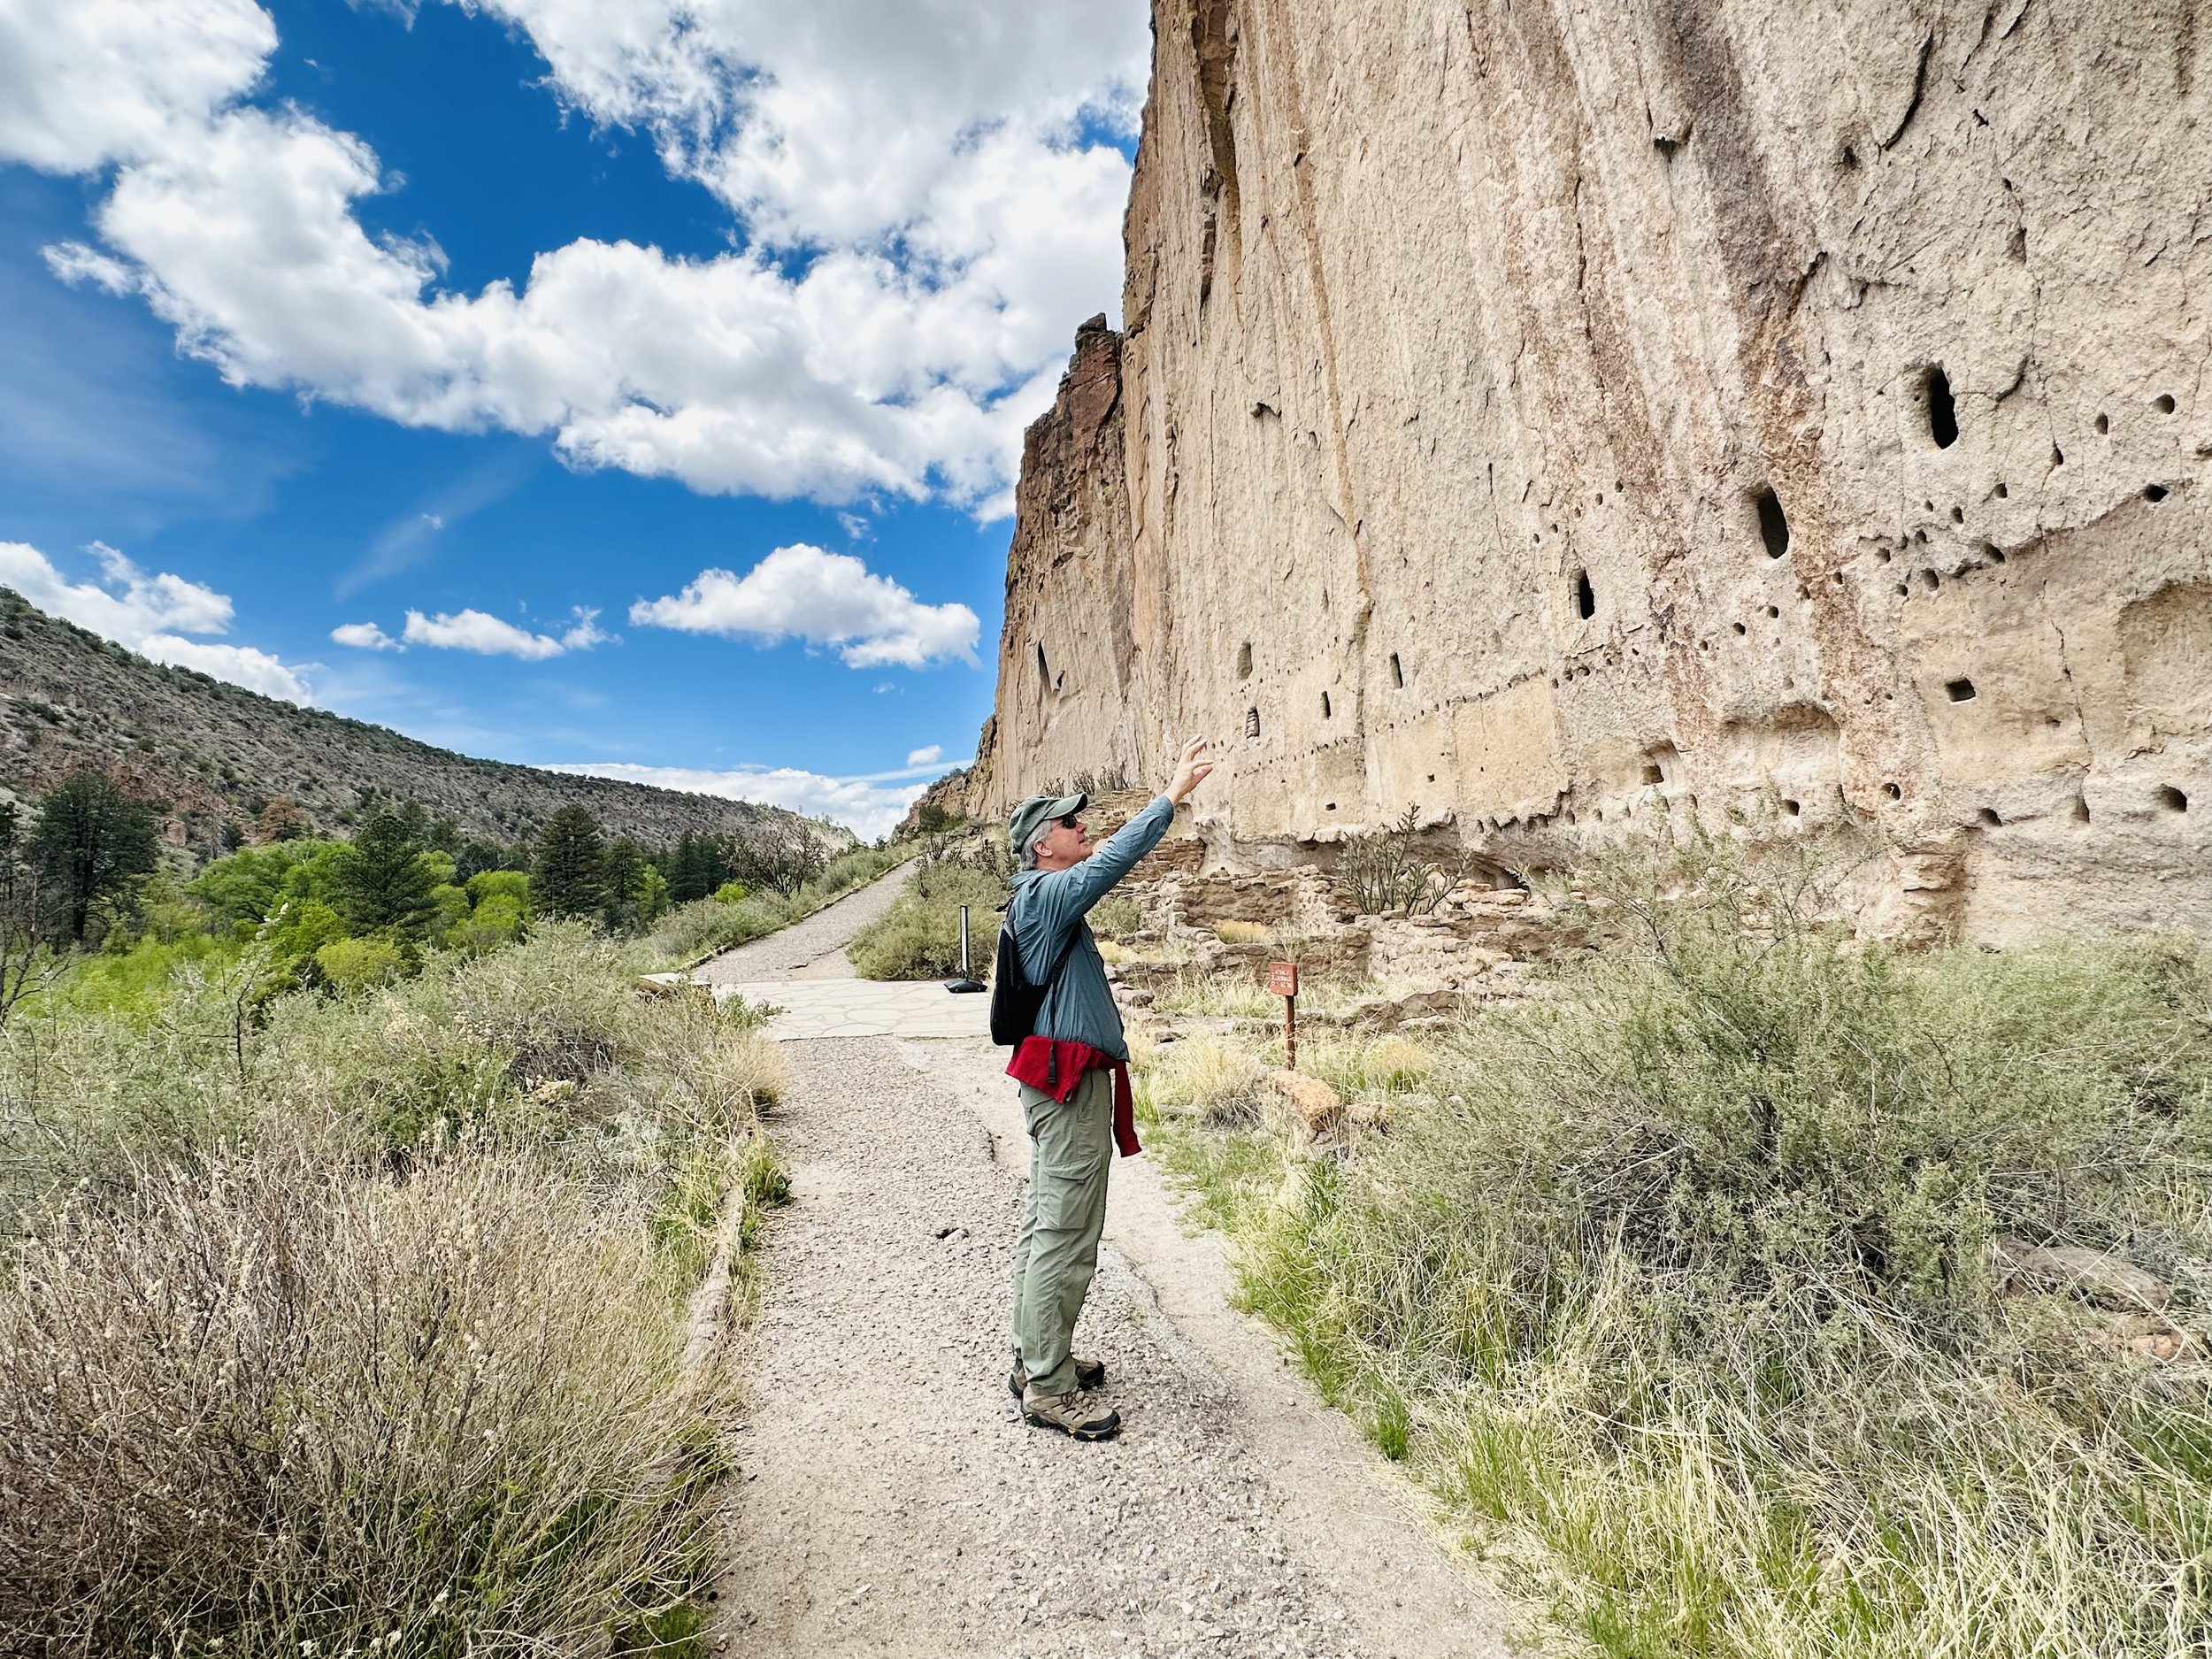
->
[[0, 1143, 713, 1655], [0, 922, 787, 1653], [1211, 846, 2212, 1656], [849, 862, 1006, 981]]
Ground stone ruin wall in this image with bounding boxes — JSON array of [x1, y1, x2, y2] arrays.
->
[[967, 0, 2212, 944]]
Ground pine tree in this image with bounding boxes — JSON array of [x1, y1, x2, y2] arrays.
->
[[332, 809, 440, 939], [532, 805, 606, 918], [30, 771, 159, 944]]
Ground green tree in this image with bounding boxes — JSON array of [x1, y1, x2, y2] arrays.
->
[[666, 833, 730, 904], [31, 771, 159, 944], [532, 805, 606, 919], [600, 836, 647, 932], [332, 809, 440, 939]]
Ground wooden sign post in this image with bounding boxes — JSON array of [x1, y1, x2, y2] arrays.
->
[[1267, 960, 1299, 1071]]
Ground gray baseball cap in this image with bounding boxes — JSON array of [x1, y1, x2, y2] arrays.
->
[[1007, 791, 1088, 860]]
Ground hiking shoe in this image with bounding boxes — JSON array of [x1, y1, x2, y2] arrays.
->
[[1022, 1386, 1121, 1441], [1008, 1356, 1107, 1398]]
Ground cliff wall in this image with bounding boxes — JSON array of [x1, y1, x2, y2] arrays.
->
[[972, 0, 2212, 942]]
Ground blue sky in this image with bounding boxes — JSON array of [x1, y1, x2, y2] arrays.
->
[[0, 0, 1147, 835]]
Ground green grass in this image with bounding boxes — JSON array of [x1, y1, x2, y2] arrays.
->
[[1141, 845, 2212, 1659]]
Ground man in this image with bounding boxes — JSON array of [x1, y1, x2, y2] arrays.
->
[[1002, 735, 1216, 1440]]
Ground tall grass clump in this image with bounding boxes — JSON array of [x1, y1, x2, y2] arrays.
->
[[0, 921, 783, 1654], [848, 857, 1008, 981], [1234, 844, 2212, 1657]]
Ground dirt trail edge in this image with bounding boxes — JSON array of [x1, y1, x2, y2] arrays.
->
[[703, 891, 1515, 1659]]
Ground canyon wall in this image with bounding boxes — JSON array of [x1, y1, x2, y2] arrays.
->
[[971, 0, 2212, 942]]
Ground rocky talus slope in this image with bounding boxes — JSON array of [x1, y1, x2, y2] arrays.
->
[[0, 588, 809, 849], [964, 0, 2212, 943]]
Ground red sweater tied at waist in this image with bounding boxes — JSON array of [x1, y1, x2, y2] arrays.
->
[[1006, 1037, 1141, 1157]]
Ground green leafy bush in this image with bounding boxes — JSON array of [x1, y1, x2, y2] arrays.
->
[[311, 933, 404, 995]]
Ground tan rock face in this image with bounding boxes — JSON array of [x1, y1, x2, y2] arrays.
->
[[963, 0, 2212, 942]]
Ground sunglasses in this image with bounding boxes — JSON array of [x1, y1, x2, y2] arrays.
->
[[1055, 813, 1084, 831]]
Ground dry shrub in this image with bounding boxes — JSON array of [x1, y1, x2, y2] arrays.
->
[[0, 1141, 711, 1655], [1214, 919, 1272, 945]]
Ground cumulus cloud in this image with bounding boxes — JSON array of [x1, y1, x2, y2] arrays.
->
[[331, 620, 400, 649], [549, 760, 926, 841], [21, 0, 1147, 511], [0, 0, 273, 173], [0, 539, 311, 703], [905, 743, 942, 767], [401, 605, 610, 660], [631, 542, 977, 668]]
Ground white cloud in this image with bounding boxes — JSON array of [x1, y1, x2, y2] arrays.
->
[[401, 604, 609, 660], [630, 542, 977, 668], [905, 743, 942, 767], [0, 539, 312, 703], [550, 760, 926, 841], [21, 0, 1147, 511], [331, 619, 401, 649], [0, 0, 273, 173]]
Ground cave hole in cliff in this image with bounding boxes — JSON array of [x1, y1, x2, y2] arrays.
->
[[1780, 798, 1801, 817], [1034, 642, 1049, 688], [1245, 708, 1260, 739], [2094, 412, 2110, 434], [1642, 762, 1664, 786], [1839, 142, 1861, 170], [1236, 641, 1253, 679], [1985, 544, 2008, 565], [2144, 483, 2170, 503], [1946, 678, 1977, 702], [2158, 785, 2190, 813], [1978, 808, 2002, 827], [1994, 481, 2009, 498], [2073, 795, 2092, 823], [1389, 653, 1404, 688], [1922, 365, 1960, 448], [1753, 487, 1791, 558], [1321, 691, 1332, 718], [1732, 621, 1748, 636], [2154, 394, 2177, 414], [2052, 444, 2065, 466], [1573, 569, 1596, 619], [1921, 570, 1942, 591], [1950, 506, 1965, 524], [1884, 783, 1903, 801]]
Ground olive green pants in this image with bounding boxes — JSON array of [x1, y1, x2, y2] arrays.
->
[[1010, 1068, 1113, 1398]]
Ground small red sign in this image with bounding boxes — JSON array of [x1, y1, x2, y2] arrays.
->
[[1266, 960, 1299, 997]]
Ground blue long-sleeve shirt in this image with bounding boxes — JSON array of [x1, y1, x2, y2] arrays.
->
[[1006, 793, 1175, 1060]]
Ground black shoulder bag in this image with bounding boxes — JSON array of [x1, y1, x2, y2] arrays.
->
[[987, 905, 1083, 1046]]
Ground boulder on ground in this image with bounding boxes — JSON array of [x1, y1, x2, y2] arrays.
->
[[1263, 1068, 1343, 1148], [1993, 1236, 2173, 1311]]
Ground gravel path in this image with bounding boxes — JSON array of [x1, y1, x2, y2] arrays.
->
[[702, 884, 1514, 1659], [692, 864, 913, 984]]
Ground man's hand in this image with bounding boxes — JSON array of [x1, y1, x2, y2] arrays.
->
[[1165, 735, 1215, 804]]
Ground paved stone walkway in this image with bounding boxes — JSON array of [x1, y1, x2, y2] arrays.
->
[[717, 977, 991, 1040]]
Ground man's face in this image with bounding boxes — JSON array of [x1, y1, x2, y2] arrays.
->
[[1036, 812, 1091, 866]]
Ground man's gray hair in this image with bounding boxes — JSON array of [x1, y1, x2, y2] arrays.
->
[[1018, 834, 1043, 872]]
